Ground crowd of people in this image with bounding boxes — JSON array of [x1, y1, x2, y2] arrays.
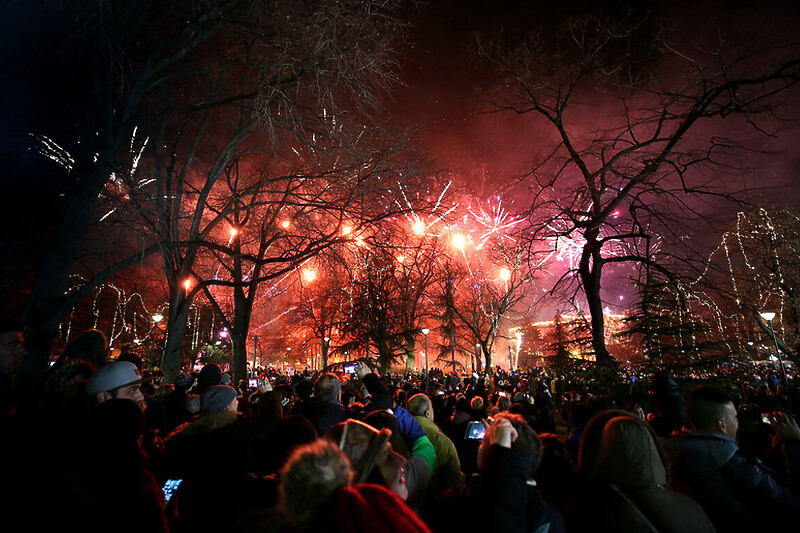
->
[[2, 320, 800, 532]]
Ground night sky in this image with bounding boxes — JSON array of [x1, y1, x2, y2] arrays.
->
[[2, 0, 800, 319]]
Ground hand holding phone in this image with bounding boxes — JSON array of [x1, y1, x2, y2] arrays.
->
[[484, 417, 517, 449]]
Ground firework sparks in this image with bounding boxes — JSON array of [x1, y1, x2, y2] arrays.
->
[[467, 197, 522, 249]]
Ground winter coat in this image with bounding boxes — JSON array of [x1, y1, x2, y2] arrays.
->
[[427, 444, 565, 533], [157, 411, 255, 531], [567, 415, 715, 532], [414, 415, 465, 499], [291, 397, 346, 436], [665, 432, 800, 531]]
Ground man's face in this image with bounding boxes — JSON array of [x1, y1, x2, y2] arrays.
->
[[0, 330, 26, 375], [721, 401, 739, 439], [110, 383, 145, 405]]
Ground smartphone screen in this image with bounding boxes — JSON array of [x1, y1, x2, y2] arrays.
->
[[344, 364, 356, 374], [465, 421, 485, 440], [248, 378, 258, 388], [162, 478, 182, 503]]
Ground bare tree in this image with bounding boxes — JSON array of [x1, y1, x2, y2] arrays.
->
[[479, 11, 800, 368], [14, 0, 408, 380], [444, 244, 530, 373]]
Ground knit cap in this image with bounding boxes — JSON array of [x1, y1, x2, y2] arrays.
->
[[201, 384, 238, 413]]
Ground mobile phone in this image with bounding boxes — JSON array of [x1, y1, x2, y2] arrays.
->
[[761, 413, 771, 424], [465, 420, 486, 440], [162, 478, 182, 502], [344, 363, 357, 374], [248, 378, 258, 388], [498, 391, 507, 397]]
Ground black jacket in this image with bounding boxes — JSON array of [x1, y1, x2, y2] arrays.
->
[[665, 432, 800, 530], [426, 444, 565, 533]]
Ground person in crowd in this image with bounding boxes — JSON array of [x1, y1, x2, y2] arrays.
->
[[162, 372, 195, 433], [195, 363, 223, 394], [566, 412, 715, 532], [426, 413, 565, 533], [469, 395, 487, 421], [665, 384, 800, 530], [355, 362, 436, 473], [157, 384, 253, 531], [649, 369, 689, 437], [56, 328, 109, 369], [535, 432, 577, 513], [565, 402, 593, 462], [407, 392, 465, 500], [78, 398, 169, 533], [328, 418, 411, 501], [0, 317, 26, 420], [292, 372, 347, 436], [278, 438, 433, 533], [85, 360, 151, 408]]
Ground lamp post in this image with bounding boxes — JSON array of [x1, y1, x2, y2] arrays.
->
[[422, 328, 430, 374], [761, 312, 787, 385], [323, 337, 330, 370], [252, 335, 260, 377], [151, 312, 163, 371]]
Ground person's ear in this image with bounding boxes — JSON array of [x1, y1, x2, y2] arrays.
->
[[96, 391, 112, 404]]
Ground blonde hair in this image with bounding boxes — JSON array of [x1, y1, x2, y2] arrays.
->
[[279, 439, 353, 526]]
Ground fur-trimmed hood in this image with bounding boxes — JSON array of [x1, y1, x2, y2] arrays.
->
[[166, 411, 242, 442]]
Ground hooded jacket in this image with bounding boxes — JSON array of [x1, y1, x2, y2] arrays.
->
[[567, 416, 715, 532]]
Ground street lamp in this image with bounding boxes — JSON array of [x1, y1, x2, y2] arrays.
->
[[422, 328, 430, 374], [515, 330, 522, 371], [150, 312, 163, 371], [760, 312, 787, 385], [252, 335, 260, 377]]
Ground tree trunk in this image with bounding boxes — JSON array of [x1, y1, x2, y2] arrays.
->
[[405, 335, 416, 372], [231, 330, 248, 386], [161, 286, 192, 383], [19, 166, 108, 381], [579, 233, 614, 367]]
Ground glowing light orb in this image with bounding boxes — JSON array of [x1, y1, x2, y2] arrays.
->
[[498, 267, 511, 282], [184, 279, 192, 292], [229, 227, 238, 239], [413, 220, 425, 235], [452, 233, 466, 250], [281, 220, 291, 229], [342, 225, 352, 235], [302, 269, 318, 283]]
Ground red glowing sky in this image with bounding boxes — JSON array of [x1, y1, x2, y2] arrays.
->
[[384, 0, 800, 315]]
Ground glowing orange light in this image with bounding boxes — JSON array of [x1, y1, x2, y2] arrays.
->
[[342, 225, 352, 235], [397, 255, 405, 263], [229, 227, 238, 239], [355, 237, 365, 246], [302, 269, 317, 283], [184, 278, 192, 292], [413, 220, 425, 235], [499, 267, 511, 282], [452, 233, 466, 250], [281, 220, 291, 229]]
